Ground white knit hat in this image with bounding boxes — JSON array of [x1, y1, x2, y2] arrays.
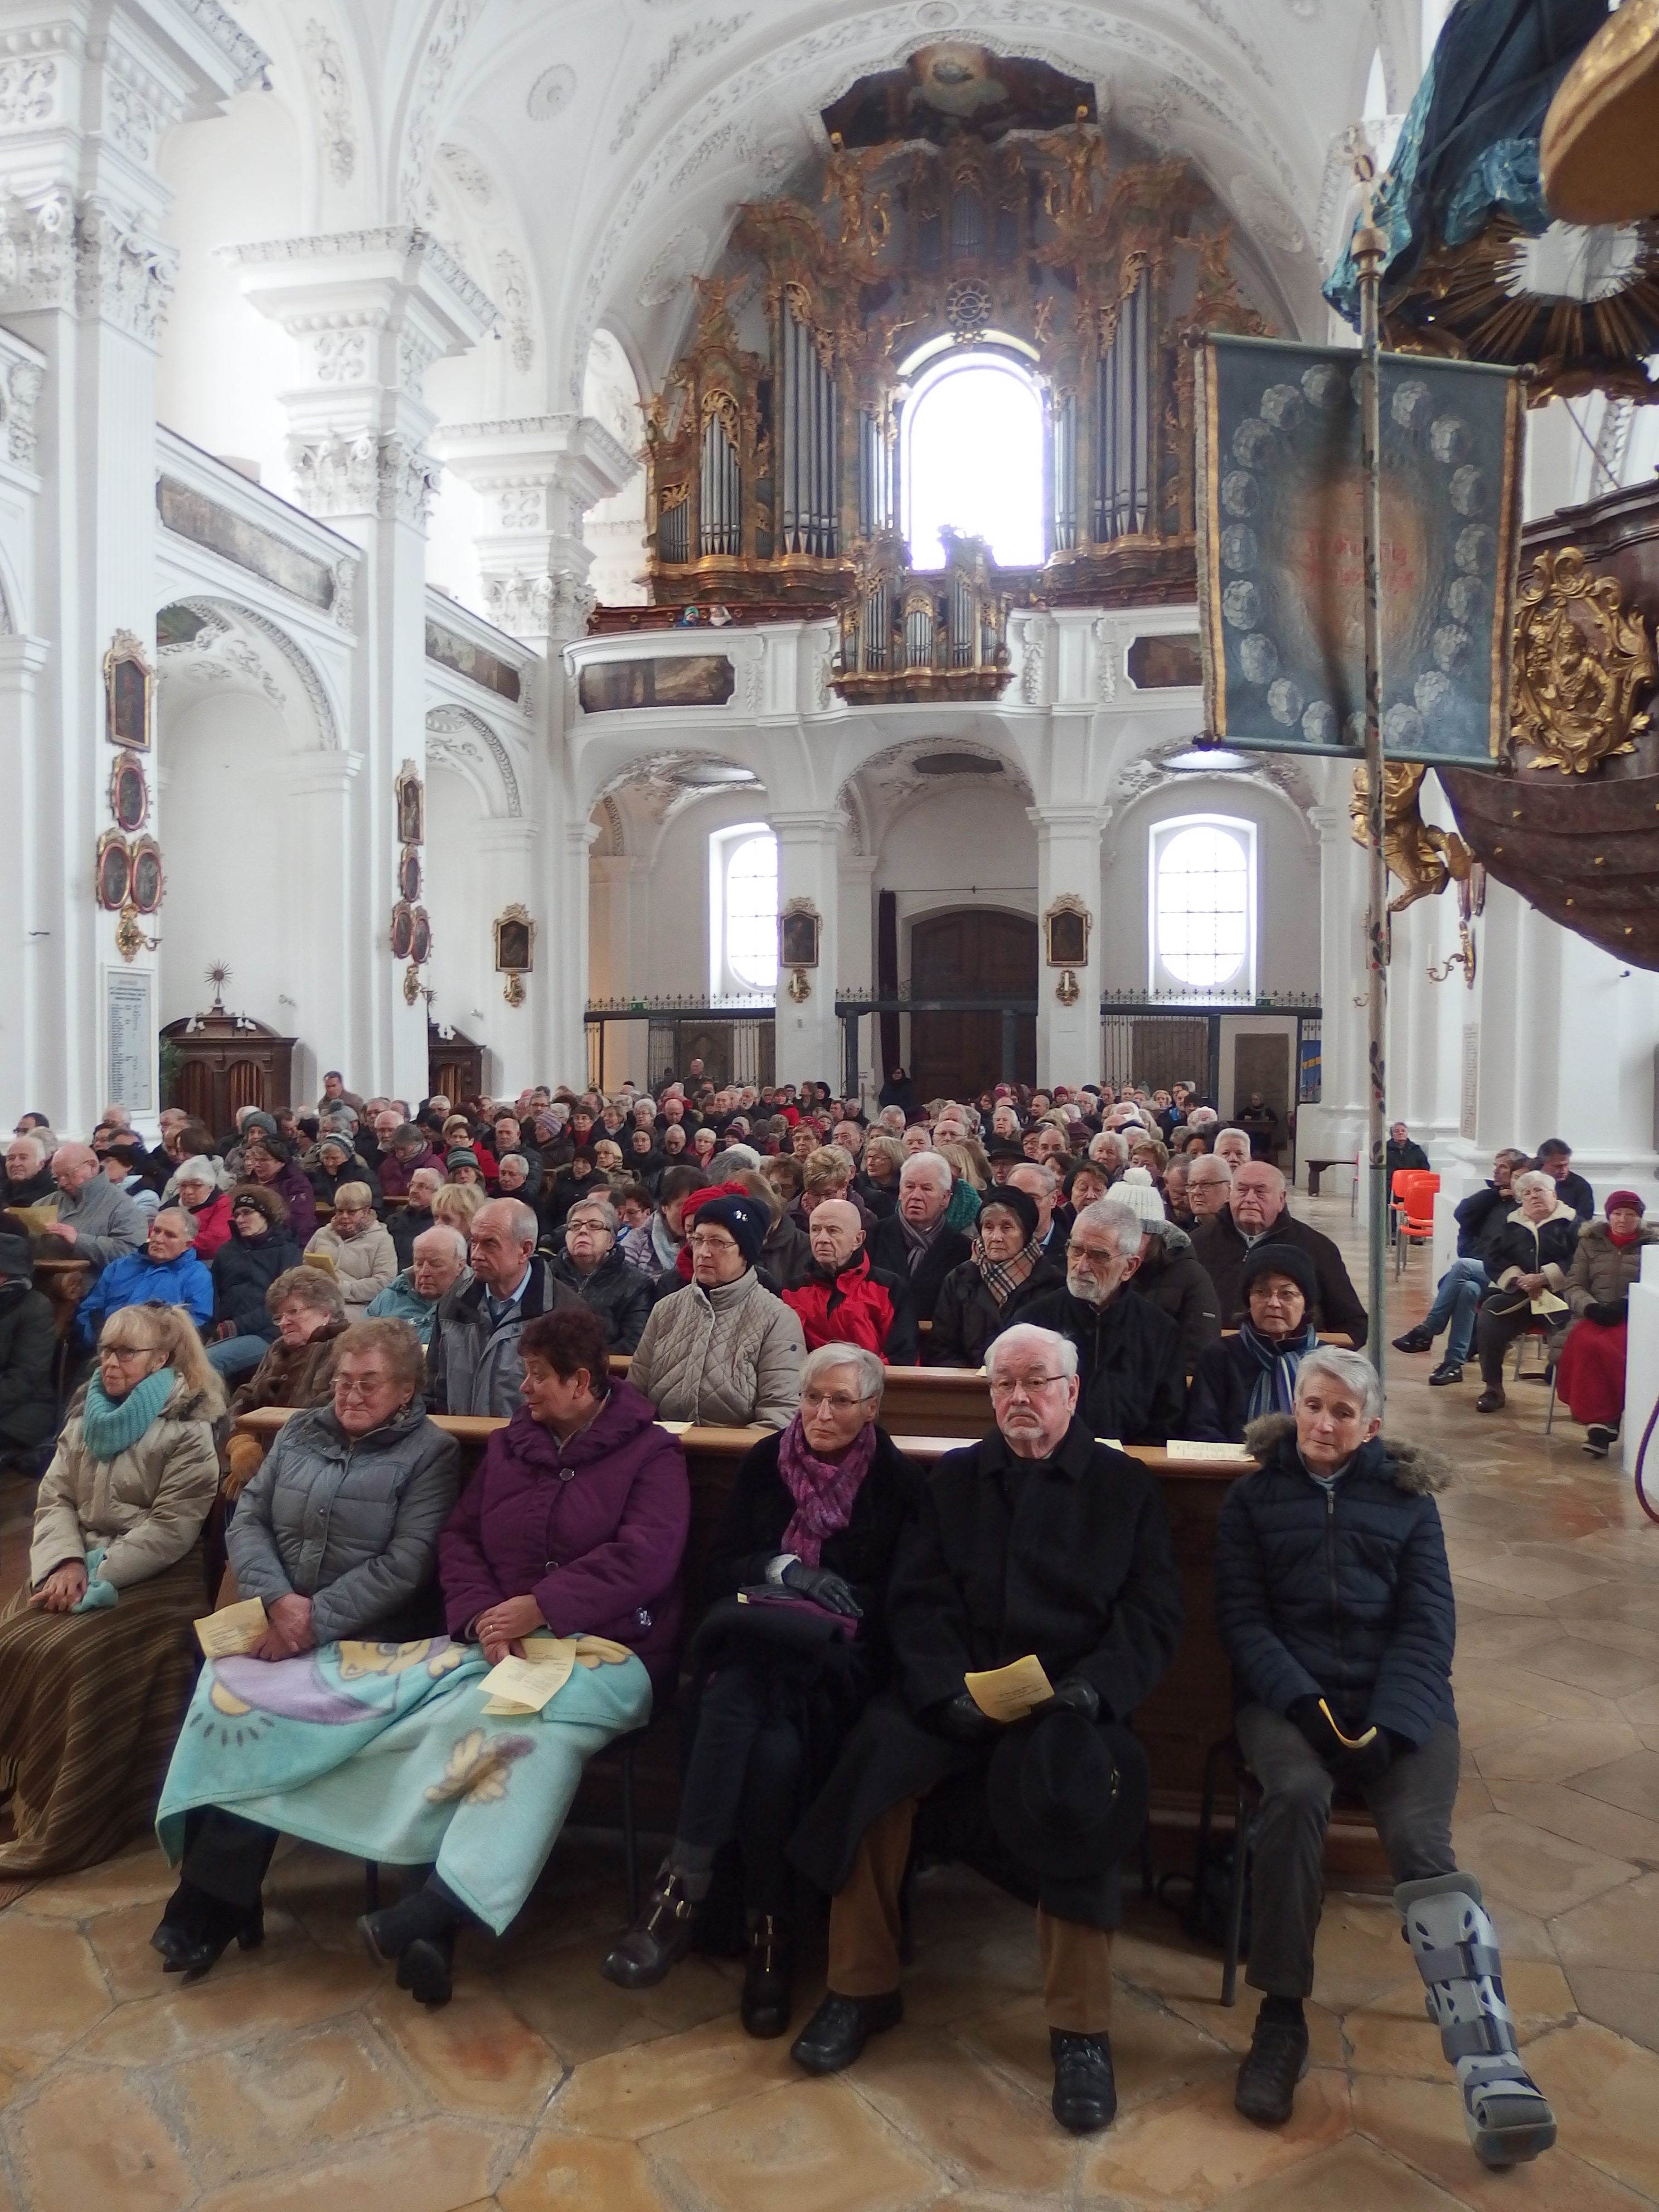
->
[[1112, 1165, 1168, 1230]]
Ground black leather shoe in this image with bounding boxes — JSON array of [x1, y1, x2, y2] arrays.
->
[[1429, 1360, 1464, 1386], [172, 1901, 264, 1985], [1234, 2011, 1309, 2126], [740, 1914, 793, 2039], [789, 1989, 903, 2075], [1050, 2028, 1117, 2133], [1476, 1387, 1506, 1414], [1585, 1424, 1617, 1457], [1392, 1327, 1435, 1354], [397, 1928, 455, 2009], [600, 1864, 698, 1990]]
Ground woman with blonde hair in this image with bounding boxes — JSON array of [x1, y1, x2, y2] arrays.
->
[[0, 1302, 222, 1874], [304, 1182, 397, 1309], [431, 1180, 484, 1238]]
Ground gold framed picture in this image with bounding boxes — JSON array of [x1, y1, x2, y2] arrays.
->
[[395, 762, 424, 845], [494, 904, 534, 973], [1044, 896, 1090, 968], [104, 632, 153, 751], [779, 901, 820, 970]]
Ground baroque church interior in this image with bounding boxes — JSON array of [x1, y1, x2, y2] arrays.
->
[[3, 0, 1659, 2206]]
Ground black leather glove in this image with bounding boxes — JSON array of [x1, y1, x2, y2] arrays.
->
[[1029, 1675, 1101, 1723], [1587, 1299, 1628, 1327], [933, 1689, 1000, 1745], [780, 1561, 864, 1617]]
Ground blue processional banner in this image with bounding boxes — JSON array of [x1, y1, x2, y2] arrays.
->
[[1196, 334, 1524, 766]]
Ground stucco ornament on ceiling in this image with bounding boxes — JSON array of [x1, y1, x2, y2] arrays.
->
[[637, 224, 710, 307], [526, 64, 576, 121]]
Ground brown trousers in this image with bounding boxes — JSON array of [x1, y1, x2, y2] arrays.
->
[[826, 1796, 1114, 2034]]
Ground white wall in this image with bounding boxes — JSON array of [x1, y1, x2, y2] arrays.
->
[[1099, 775, 1321, 998], [157, 92, 304, 488], [424, 760, 497, 1076], [620, 790, 772, 1001], [876, 782, 1039, 971]]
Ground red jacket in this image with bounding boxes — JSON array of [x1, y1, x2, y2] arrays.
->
[[783, 1252, 919, 1364], [188, 1189, 234, 1262]]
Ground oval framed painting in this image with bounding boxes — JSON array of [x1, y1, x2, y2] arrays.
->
[[390, 900, 415, 960], [399, 843, 422, 903], [95, 832, 131, 910], [410, 907, 433, 965], [110, 754, 148, 833], [131, 838, 164, 914]]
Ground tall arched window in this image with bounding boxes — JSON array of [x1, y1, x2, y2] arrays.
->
[[902, 351, 1045, 571], [1149, 815, 1256, 997], [710, 824, 778, 996]]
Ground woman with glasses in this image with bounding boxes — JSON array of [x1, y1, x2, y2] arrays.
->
[[546, 1196, 654, 1352], [603, 1342, 921, 2039], [151, 1318, 460, 1980], [1186, 1245, 1322, 1443], [0, 1302, 222, 1875], [628, 1192, 806, 1430], [203, 1182, 302, 1379], [304, 1181, 397, 1310]]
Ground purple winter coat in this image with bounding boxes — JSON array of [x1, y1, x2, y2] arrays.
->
[[270, 1159, 318, 1244], [438, 1377, 690, 1689]]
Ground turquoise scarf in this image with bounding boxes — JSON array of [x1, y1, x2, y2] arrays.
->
[[81, 1367, 177, 1459]]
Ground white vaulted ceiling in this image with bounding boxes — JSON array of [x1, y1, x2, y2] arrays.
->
[[215, 0, 1418, 416]]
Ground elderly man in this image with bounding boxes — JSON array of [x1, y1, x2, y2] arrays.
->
[[788, 1322, 1182, 2132], [389, 1165, 444, 1269], [1004, 1197, 1186, 1445], [0, 1233, 56, 1468], [1191, 1161, 1367, 1344], [376, 1123, 445, 1199], [1216, 1348, 1554, 2167], [1007, 1161, 1063, 1259], [76, 1206, 214, 1345], [783, 1197, 918, 1363], [491, 1112, 544, 1196], [42, 1141, 145, 1277], [547, 1196, 655, 1353], [869, 1152, 972, 1321], [4, 1132, 57, 1211], [1185, 1155, 1232, 1225], [1212, 1128, 1253, 1176], [426, 1196, 581, 1417], [366, 1224, 471, 1347]]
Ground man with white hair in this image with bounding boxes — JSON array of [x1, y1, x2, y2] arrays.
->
[[1211, 1127, 1253, 1175], [789, 1321, 1182, 2135], [1002, 1197, 1187, 1444], [1216, 1347, 1554, 2168], [3, 1133, 55, 1210], [426, 1196, 581, 1417], [1190, 1160, 1368, 1345], [366, 1223, 472, 1347], [868, 1151, 971, 1321], [74, 1206, 214, 1343]]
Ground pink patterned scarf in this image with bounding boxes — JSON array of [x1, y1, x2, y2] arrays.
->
[[777, 1413, 879, 1566]]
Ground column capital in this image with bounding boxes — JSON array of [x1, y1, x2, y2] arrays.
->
[[565, 819, 602, 855], [1026, 801, 1112, 836], [284, 748, 363, 798], [769, 808, 845, 839]]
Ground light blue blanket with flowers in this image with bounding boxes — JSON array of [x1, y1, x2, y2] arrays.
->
[[156, 1635, 650, 1933]]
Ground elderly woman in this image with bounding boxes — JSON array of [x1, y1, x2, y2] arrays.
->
[[445, 1147, 486, 1190], [860, 1134, 905, 1222], [221, 1267, 351, 1495], [0, 1304, 222, 1875], [1473, 1167, 1583, 1413], [924, 1185, 1061, 1369], [604, 1342, 920, 2036], [151, 1320, 462, 1979], [173, 1157, 234, 1260], [548, 1195, 654, 1352], [306, 1182, 397, 1310], [309, 1131, 384, 1215], [206, 1183, 302, 1379], [1186, 1245, 1322, 1443], [1555, 1191, 1659, 1455], [431, 1180, 485, 1243], [244, 1135, 318, 1244], [630, 1192, 806, 1429]]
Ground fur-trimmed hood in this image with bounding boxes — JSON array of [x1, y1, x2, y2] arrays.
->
[[1242, 1411, 1452, 1495]]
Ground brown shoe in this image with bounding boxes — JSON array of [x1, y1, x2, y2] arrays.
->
[[1475, 1387, 1506, 1414]]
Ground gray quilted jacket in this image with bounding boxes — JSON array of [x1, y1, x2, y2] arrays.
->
[[229, 1398, 461, 1643], [628, 1269, 806, 1430]]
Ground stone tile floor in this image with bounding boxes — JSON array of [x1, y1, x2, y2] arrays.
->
[[1, 1196, 1656, 2211]]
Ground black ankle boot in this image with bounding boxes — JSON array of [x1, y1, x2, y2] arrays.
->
[[151, 1880, 210, 1971], [600, 1862, 700, 1990], [1235, 2002, 1309, 2126], [357, 1881, 462, 1969], [1050, 2028, 1117, 2133], [740, 1913, 793, 2039], [397, 1925, 457, 2009], [166, 1894, 264, 1983]]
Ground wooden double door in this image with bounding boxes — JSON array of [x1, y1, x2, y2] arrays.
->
[[909, 908, 1037, 1102]]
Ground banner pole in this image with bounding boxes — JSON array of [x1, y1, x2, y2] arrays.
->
[[1355, 188, 1389, 1384]]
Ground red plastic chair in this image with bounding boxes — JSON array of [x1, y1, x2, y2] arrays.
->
[[1391, 1170, 1440, 1278]]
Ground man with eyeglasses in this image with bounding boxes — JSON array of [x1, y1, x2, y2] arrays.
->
[[789, 1322, 1182, 2136], [998, 1197, 1187, 1445], [426, 1197, 581, 1417], [1190, 1161, 1369, 1346]]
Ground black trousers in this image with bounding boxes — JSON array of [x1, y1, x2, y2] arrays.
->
[[180, 1807, 279, 1912], [1476, 1295, 1537, 1386], [675, 1663, 805, 1914]]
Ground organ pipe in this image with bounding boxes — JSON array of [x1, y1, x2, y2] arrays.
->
[[782, 304, 838, 558], [1052, 391, 1077, 553], [1094, 269, 1151, 541], [698, 411, 741, 556]]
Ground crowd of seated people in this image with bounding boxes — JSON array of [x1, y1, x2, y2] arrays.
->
[[0, 1072, 1600, 2168]]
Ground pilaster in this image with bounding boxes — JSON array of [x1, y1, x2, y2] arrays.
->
[[1028, 802, 1108, 1089], [1295, 801, 1370, 1180], [772, 807, 842, 1089]]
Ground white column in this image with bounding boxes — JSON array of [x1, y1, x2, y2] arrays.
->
[[838, 852, 878, 1103], [556, 819, 599, 1084], [772, 809, 842, 1089], [283, 750, 363, 1079], [0, 634, 52, 1113], [235, 231, 494, 1105], [1296, 802, 1369, 1183], [0, 4, 264, 1131], [474, 816, 543, 1091], [1029, 803, 1108, 1089]]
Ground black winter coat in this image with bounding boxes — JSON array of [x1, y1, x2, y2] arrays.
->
[[0, 1275, 57, 1448], [867, 1215, 973, 1323], [308, 1154, 385, 1214], [1131, 1225, 1223, 1366], [789, 1419, 1182, 1921], [1190, 1210, 1369, 1346], [1485, 1202, 1582, 1294], [3, 1166, 56, 1209], [998, 1284, 1187, 1445], [211, 1227, 303, 1341], [1185, 1327, 1319, 1444], [1215, 1412, 1456, 1745], [923, 1253, 1064, 1369], [1453, 1182, 1513, 1259], [546, 1247, 656, 1355], [390, 1203, 435, 1270]]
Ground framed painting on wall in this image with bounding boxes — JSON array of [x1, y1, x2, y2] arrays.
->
[[104, 632, 153, 751]]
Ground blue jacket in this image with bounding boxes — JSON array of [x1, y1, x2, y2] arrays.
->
[[77, 1246, 215, 1345], [366, 1268, 442, 1346], [1214, 1411, 1456, 1747]]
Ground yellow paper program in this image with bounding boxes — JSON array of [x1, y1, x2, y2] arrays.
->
[[195, 1597, 268, 1660], [964, 1654, 1054, 1723]]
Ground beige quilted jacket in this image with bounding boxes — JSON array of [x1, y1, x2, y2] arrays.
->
[[30, 1376, 219, 1590], [628, 1270, 805, 1430]]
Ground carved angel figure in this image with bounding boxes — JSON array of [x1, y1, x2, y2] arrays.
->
[[1351, 760, 1474, 914]]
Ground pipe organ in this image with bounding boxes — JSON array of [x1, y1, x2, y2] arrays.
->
[[635, 67, 1278, 693]]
